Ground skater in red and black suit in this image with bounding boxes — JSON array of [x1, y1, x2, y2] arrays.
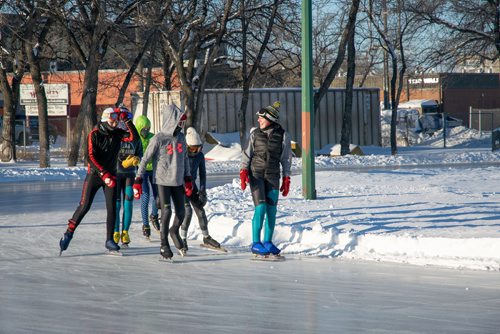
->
[[59, 106, 139, 255]]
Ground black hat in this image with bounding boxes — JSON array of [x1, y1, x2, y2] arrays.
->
[[256, 101, 281, 123]]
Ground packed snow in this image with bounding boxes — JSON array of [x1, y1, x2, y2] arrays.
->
[[1, 126, 500, 271]]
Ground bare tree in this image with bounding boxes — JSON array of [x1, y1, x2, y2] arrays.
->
[[49, 0, 141, 166], [407, 0, 500, 68], [233, 0, 283, 145], [367, 0, 416, 155], [0, 8, 28, 162], [159, 0, 236, 130]]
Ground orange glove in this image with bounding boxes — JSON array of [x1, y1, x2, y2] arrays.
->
[[240, 169, 249, 190], [280, 176, 290, 197]]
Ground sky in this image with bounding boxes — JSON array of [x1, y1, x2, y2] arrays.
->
[[1, 125, 499, 272]]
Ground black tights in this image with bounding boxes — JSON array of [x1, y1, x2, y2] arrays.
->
[[158, 185, 185, 250], [70, 173, 117, 241]]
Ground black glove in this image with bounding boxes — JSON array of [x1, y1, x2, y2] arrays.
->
[[199, 189, 207, 207]]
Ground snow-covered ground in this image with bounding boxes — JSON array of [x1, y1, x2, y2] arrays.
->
[[1, 126, 499, 272], [1, 126, 500, 333]]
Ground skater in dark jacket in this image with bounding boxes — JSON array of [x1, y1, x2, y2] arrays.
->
[[133, 104, 193, 260], [240, 101, 292, 257], [113, 111, 143, 247], [59, 107, 139, 255], [180, 127, 222, 252]]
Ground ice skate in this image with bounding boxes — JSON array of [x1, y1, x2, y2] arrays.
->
[[105, 239, 122, 256], [160, 245, 174, 263], [263, 241, 281, 255], [200, 235, 227, 253], [251, 242, 270, 256], [149, 214, 160, 232], [59, 231, 73, 256], [178, 248, 187, 257], [121, 230, 130, 247], [113, 231, 120, 244], [142, 224, 151, 240], [182, 238, 188, 251]]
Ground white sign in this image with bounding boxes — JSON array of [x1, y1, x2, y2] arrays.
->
[[408, 77, 439, 85], [20, 84, 69, 105], [25, 104, 68, 116]]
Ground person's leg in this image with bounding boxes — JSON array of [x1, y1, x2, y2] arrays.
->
[[150, 177, 159, 217], [60, 174, 101, 252], [158, 185, 173, 257], [121, 176, 134, 244], [113, 177, 125, 243], [103, 181, 118, 245], [140, 173, 151, 226], [180, 194, 192, 247], [169, 186, 186, 250], [250, 176, 267, 244], [263, 179, 281, 255]]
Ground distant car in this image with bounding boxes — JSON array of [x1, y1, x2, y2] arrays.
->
[[0, 116, 32, 145], [28, 117, 59, 144]]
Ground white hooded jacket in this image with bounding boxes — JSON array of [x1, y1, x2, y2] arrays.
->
[[136, 104, 190, 186]]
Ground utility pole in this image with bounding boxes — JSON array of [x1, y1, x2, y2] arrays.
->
[[301, 0, 316, 199]]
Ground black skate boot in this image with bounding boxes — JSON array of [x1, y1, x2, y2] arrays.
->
[[203, 235, 221, 248], [182, 238, 188, 251], [201, 235, 227, 253], [59, 231, 73, 256], [142, 224, 151, 239], [160, 245, 174, 262], [149, 214, 160, 232]]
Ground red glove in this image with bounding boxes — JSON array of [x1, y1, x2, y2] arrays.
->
[[240, 169, 249, 190], [100, 171, 116, 188], [119, 111, 131, 121], [184, 176, 193, 197], [280, 176, 290, 197], [133, 177, 143, 199]]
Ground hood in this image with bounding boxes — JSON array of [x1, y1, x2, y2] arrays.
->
[[135, 115, 151, 137], [160, 104, 184, 136]]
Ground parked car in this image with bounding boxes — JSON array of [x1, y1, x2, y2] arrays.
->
[[28, 117, 59, 144], [0, 116, 32, 145]]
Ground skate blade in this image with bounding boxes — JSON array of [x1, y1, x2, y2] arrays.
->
[[178, 249, 187, 257], [199, 244, 228, 253], [252, 254, 285, 262], [121, 243, 129, 249], [105, 250, 123, 256], [159, 256, 175, 263]]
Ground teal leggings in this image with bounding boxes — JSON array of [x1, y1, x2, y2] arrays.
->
[[252, 189, 279, 243], [115, 176, 134, 232]]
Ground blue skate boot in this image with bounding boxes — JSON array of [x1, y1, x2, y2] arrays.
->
[[105, 239, 121, 255], [251, 242, 270, 256], [263, 241, 281, 255], [59, 231, 73, 256]]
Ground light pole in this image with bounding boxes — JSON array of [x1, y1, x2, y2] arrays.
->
[[301, 0, 316, 199]]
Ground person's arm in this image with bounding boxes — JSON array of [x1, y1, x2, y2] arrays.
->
[[136, 136, 158, 178], [280, 131, 293, 177], [87, 129, 105, 174], [199, 154, 207, 191], [240, 130, 255, 171]]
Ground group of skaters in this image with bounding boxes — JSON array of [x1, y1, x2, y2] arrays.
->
[[59, 101, 292, 260]]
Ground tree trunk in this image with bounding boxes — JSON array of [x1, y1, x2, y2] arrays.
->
[[25, 42, 50, 167], [340, 25, 356, 156], [0, 69, 23, 162], [67, 56, 100, 166], [142, 60, 154, 117]]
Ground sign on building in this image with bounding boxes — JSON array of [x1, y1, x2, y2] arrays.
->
[[20, 84, 69, 116]]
